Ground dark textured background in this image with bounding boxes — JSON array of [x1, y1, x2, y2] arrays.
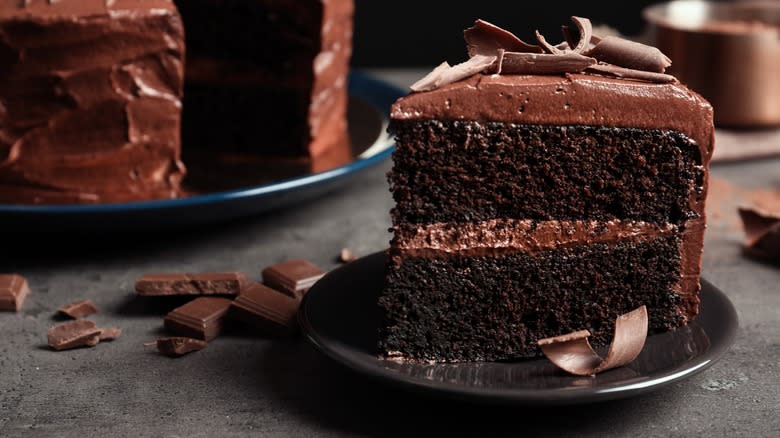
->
[[351, 0, 659, 67]]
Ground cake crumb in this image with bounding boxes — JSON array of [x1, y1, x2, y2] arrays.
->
[[338, 248, 358, 263]]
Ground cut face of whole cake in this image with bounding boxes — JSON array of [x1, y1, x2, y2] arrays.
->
[[0, 0, 354, 204], [380, 18, 714, 362]]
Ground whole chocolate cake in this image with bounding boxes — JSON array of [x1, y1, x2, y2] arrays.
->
[[0, 0, 354, 204], [380, 18, 714, 362]]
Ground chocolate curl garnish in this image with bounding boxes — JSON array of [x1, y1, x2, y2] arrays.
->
[[535, 30, 565, 55], [410, 55, 497, 92], [538, 306, 648, 376], [412, 17, 678, 92], [565, 16, 594, 54], [497, 51, 596, 75], [465, 19, 541, 57], [585, 36, 672, 73], [738, 206, 780, 261], [586, 63, 677, 84]]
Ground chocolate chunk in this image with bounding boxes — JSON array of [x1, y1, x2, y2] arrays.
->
[[0, 274, 30, 312], [738, 206, 780, 260], [135, 272, 251, 296], [230, 283, 300, 335], [410, 55, 497, 93], [497, 51, 596, 75], [585, 36, 672, 73], [98, 327, 122, 342], [538, 306, 648, 376], [464, 19, 541, 57], [164, 297, 233, 341], [57, 299, 99, 319], [47, 320, 102, 351], [152, 337, 207, 357], [262, 260, 326, 299], [339, 248, 358, 263], [586, 63, 677, 84]]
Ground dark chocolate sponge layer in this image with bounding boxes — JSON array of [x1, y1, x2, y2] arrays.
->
[[390, 121, 703, 225], [380, 236, 684, 362], [182, 84, 310, 156], [175, 0, 321, 66]]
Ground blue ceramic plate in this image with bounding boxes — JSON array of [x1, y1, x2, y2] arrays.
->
[[299, 251, 739, 405], [0, 72, 404, 231]]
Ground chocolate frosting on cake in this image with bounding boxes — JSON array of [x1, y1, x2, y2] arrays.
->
[[393, 74, 713, 164], [0, 0, 185, 204]]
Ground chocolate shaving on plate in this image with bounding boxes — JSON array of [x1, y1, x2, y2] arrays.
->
[[738, 206, 780, 260], [497, 51, 596, 75], [585, 35, 672, 73], [411, 55, 497, 92], [586, 63, 677, 84], [465, 19, 541, 57], [57, 299, 99, 319], [538, 306, 648, 376]]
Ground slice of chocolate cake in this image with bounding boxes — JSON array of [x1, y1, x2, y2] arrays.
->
[[380, 18, 714, 362], [0, 0, 185, 204]]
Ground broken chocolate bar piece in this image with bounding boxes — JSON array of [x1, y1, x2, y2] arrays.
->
[[153, 337, 207, 357], [230, 283, 300, 335], [164, 297, 233, 341], [135, 272, 251, 296], [57, 299, 99, 319], [48, 320, 102, 351], [98, 327, 122, 342], [0, 274, 30, 312], [538, 306, 648, 376], [262, 260, 325, 299], [738, 206, 780, 261]]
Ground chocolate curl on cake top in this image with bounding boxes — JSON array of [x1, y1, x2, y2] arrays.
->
[[537, 306, 648, 376], [411, 17, 677, 92]]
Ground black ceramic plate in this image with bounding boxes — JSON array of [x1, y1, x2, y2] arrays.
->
[[0, 72, 403, 231], [299, 251, 739, 405]]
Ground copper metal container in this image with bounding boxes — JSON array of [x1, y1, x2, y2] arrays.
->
[[643, 1, 780, 127]]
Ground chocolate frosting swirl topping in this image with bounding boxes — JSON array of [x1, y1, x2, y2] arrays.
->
[[411, 17, 676, 92]]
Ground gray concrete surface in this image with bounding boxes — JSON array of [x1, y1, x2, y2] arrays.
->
[[0, 70, 778, 438]]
